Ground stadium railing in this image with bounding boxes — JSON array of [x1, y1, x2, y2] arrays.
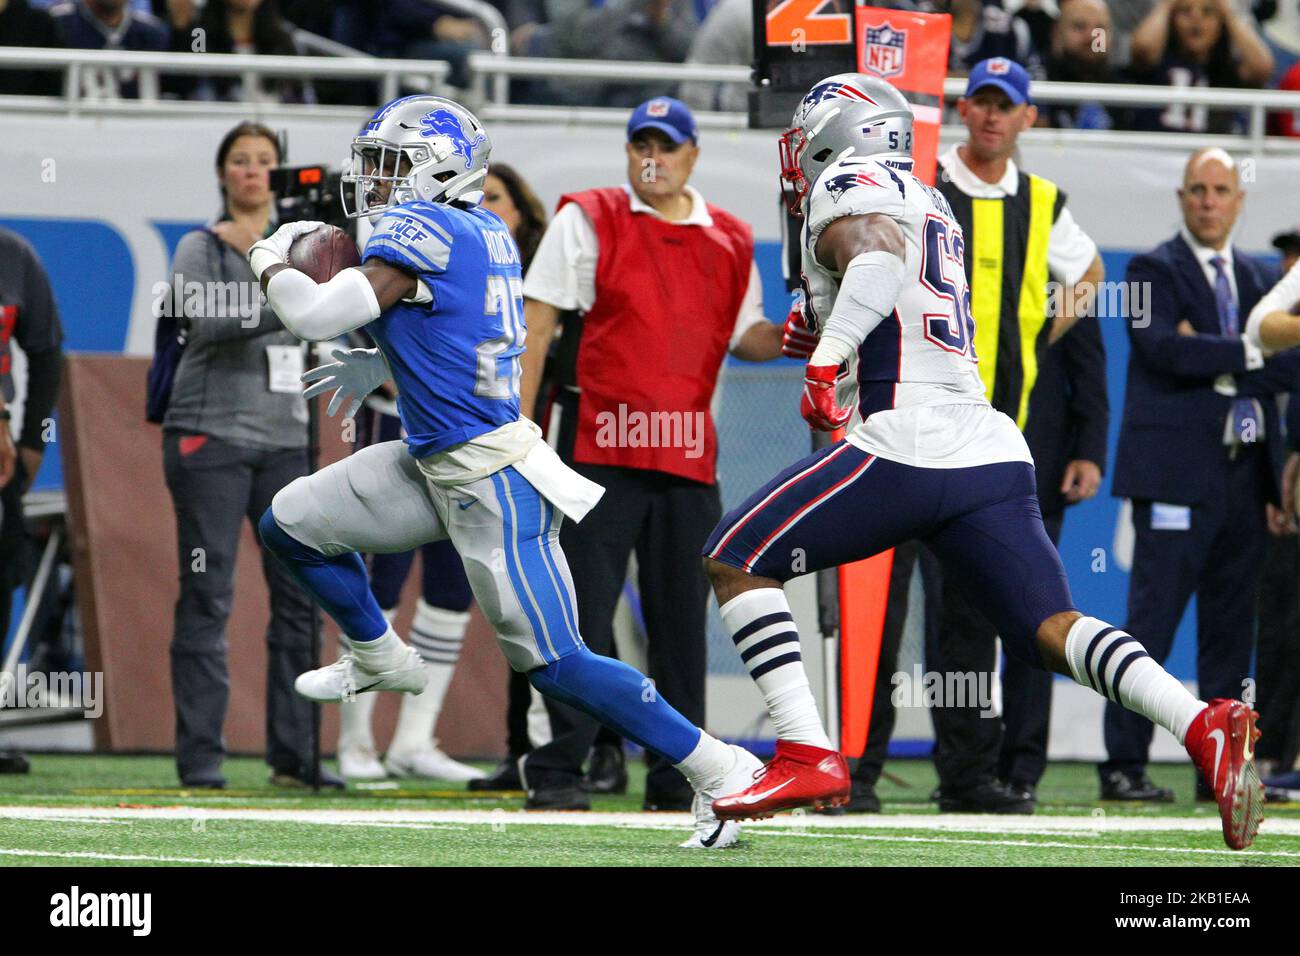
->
[[1, 47, 1299, 152]]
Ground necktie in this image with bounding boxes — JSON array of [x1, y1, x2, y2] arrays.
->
[[1211, 255, 1260, 444], [1210, 256, 1238, 335]]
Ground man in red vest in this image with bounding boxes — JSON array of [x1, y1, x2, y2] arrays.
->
[[519, 97, 783, 810]]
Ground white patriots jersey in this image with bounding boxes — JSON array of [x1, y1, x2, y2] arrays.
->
[[801, 155, 1031, 468]]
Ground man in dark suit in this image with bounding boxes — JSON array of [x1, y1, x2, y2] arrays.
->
[[1106, 147, 1300, 801]]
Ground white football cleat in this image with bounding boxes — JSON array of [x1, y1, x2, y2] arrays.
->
[[680, 744, 764, 850], [338, 744, 388, 781], [294, 649, 427, 703], [384, 746, 486, 782]]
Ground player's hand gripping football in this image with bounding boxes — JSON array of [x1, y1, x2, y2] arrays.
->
[[781, 291, 818, 360], [800, 363, 852, 432], [247, 220, 323, 280], [301, 347, 392, 419]]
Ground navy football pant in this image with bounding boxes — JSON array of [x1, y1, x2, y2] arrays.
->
[[704, 441, 1075, 668]]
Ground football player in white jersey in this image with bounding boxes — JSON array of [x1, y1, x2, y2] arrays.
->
[[702, 74, 1265, 850]]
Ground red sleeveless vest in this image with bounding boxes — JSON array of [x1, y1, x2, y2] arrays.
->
[[560, 187, 753, 485]]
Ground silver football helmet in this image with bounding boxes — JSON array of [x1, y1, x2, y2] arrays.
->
[[342, 95, 491, 219], [779, 74, 914, 216]]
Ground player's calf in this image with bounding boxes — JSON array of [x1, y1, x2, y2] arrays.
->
[[1047, 614, 1265, 849]]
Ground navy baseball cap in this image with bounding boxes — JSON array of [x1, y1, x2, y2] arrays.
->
[[627, 97, 698, 145], [965, 57, 1032, 105]]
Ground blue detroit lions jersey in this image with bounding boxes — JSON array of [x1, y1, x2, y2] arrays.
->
[[363, 200, 526, 457]]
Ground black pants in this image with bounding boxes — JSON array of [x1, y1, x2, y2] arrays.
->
[[524, 463, 719, 799], [1102, 448, 1269, 777], [163, 431, 315, 782], [1256, 531, 1300, 769]]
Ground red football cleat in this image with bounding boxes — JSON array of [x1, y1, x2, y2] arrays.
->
[[1184, 699, 1264, 851], [711, 740, 850, 821]]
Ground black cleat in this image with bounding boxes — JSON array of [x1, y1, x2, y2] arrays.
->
[[521, 762, 590, 810], [1002, 778, 1037, 805], [817, 779, 881, 814], [468, 757, 525, 792], [937, 779, 1035, 814], [270, 767, 346, 790], [583, 743, 629, 795], [1100, 770, 1175, 803]]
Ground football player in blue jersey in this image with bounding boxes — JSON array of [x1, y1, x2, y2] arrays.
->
[[244, 95, 760, 848]]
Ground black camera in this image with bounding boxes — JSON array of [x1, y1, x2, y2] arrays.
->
[[270, 165, 351, 235]]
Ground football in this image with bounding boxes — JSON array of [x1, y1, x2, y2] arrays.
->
[[287, 224, 361, 283]]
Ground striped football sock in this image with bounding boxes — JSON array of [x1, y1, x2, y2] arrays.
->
[[719, 588, 833, 750], [389, 600, 468, 755], [1064, 616, 1205, 744]]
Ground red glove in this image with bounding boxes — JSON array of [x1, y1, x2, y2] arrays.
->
[[800, 363, 853, 432], [782, 295, 818, 360]]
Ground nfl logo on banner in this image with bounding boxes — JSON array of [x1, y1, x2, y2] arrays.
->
[[863, 23, 906, 79]]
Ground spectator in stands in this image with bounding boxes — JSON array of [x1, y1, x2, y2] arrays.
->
[[168, 0, 313, 103], [550, 0, 697, 106], [1105, 147, 1300, 802], [679, 0, 750, 113], [161, 121, 339, 790], [0, 226, 63, 778], [50, 0, 169, 100], [0, 0, 67, 96], [1016, 0, 1058, 56], [517, 98, 782, 810], [1267, 60, 1300, 135], [942, 0, 1045, 77], [1126, 0, 1273, 132], [1044, 0, 1122, 128], [370, 0, 489, 91]]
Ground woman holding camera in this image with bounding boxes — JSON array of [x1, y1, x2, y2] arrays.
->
[[161, 121, 339, 789]]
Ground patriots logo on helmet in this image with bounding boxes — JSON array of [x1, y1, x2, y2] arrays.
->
[[419, 109, 487, 169], [862, 24, 906, 79], [823, 170, 883, 203], [799, 81, 880, 121]]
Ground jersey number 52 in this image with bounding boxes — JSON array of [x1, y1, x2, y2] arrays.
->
[[920, 216, 977, 359]]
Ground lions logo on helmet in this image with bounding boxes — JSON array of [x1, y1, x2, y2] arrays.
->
[[343, 95, 492, 219], [419, 109, 487, 170]]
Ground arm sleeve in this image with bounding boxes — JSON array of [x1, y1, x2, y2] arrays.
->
[[521, 202, 598, 312], [264, 266, 382, 342], [1125, 253, 1252, 380], [1047, 206, 1098, 288], [1059, 314, 1110, 471], [728, 261, 767, 350], [172, 231, 284, 346]]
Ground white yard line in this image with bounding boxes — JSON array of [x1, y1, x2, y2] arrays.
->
[[1, 804, 1298, 836], [0, 847, 344, 866]]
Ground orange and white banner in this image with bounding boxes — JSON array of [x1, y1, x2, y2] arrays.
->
[[854, 7, 951, 185]]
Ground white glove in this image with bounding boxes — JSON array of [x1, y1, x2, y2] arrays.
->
[[301, 347, 391, 419], [248, 220, 324, 281]]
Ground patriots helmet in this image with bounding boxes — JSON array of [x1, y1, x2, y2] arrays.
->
[[342, 95, 491, 219], [778, 74, 914, 216]]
